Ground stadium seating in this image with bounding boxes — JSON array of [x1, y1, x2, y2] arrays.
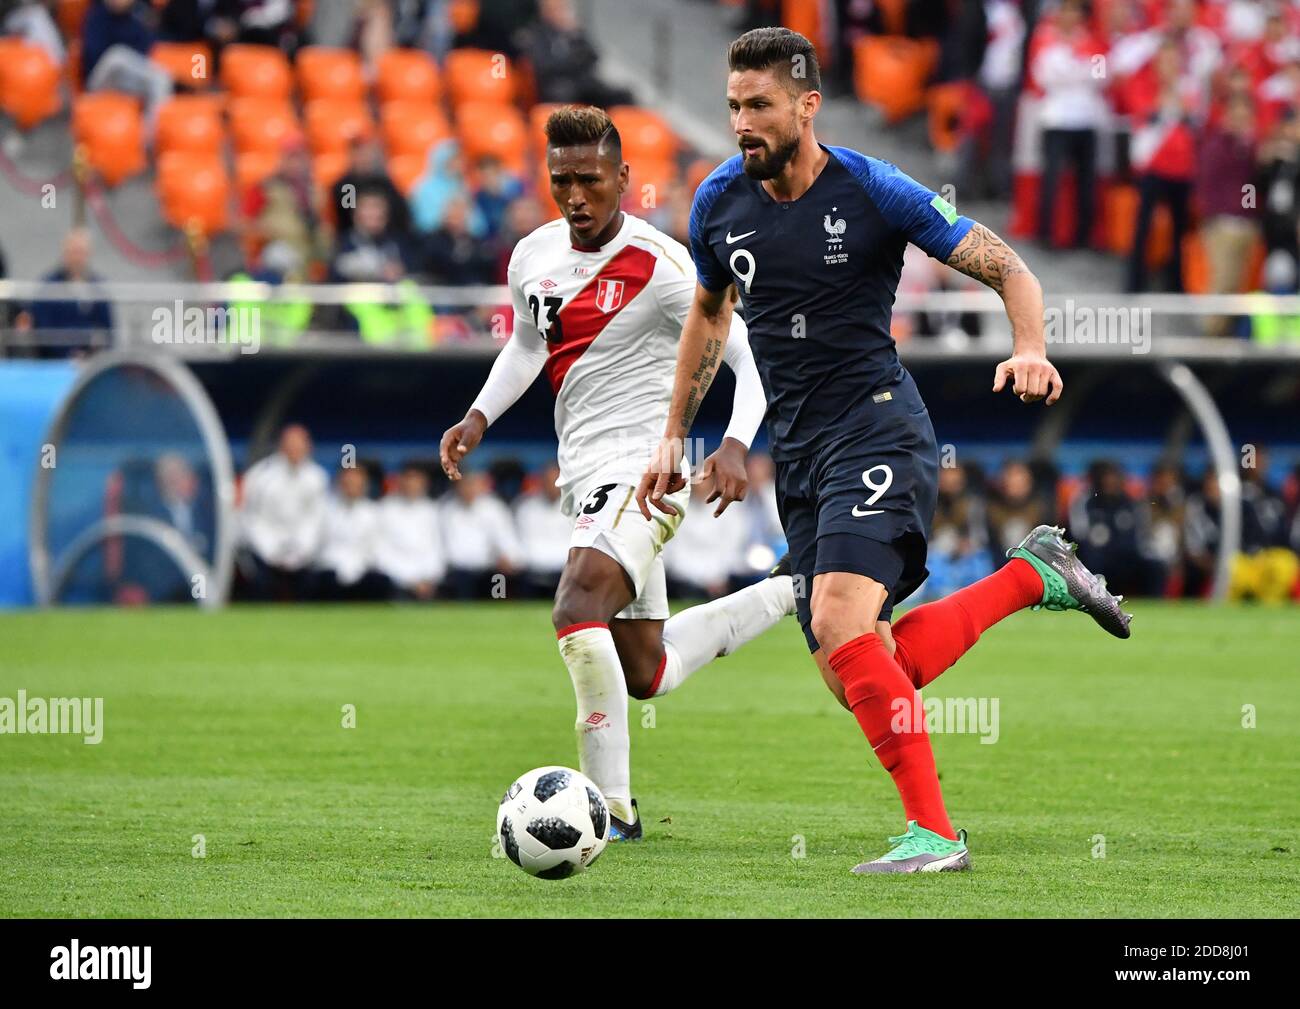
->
[[296, 46, 366, 103], [71, 93, 145, 186], [609, 106, 680, 164], [156, 151, 229, 235], [380, 102, 451, 160], [229, 98, 301, 155], [150, 41, 214, 90], [0, 40, 63, 130], [155, 96, 225, 157], [387, 154, 426, 195], [444, 48, 516, 107], [234, 149, 282, 196], [852, 36, 939, 124], [304, 99, 374, 154], [375, 48, 441, 104], [220, 44, 294, 100], [455, 102, 527, 173]]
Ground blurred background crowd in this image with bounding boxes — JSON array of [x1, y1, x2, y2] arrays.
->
[[202, 424, 1300, 607]]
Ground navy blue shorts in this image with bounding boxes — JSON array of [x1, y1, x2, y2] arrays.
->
[[775, 374, 939, 652]]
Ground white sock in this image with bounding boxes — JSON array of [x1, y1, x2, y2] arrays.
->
[[655, 575, 795, 697], [557, 622, 633, 822]]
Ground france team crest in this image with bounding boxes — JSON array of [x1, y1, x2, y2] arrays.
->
[[595, 279, 625, 313]]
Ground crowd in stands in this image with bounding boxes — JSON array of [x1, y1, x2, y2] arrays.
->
[[225, 424, 1300, 606], [782, 0, 1300, 322]]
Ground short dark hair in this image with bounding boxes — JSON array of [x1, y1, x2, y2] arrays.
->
[[544, 105, 622, 161], [727, 27, 821, 93]]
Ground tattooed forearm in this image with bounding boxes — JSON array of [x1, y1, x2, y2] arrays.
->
[[945, 223, 1032, 295], [682, 334, 722, 430]]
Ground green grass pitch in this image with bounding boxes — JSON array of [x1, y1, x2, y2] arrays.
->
[[1, 601, 1296, 917]]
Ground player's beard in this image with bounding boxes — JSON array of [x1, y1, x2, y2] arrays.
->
[[741, 128, 801, 180]]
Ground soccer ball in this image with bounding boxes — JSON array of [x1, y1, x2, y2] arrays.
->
[[496, 766, 609, 879]]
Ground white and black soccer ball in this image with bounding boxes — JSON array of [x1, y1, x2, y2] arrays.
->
[[496, 766, 609, 879]]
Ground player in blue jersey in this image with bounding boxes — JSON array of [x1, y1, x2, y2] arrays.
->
[[636, 28, 1131, 873]]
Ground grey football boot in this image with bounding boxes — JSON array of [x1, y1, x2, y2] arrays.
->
[[1007, 524, 1133, 639]]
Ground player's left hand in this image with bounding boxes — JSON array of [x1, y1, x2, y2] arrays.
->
[[993, 353, 1063, 405], [699, 438, 748, 517]]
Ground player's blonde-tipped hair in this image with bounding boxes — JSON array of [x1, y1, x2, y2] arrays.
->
[[543, 106, 622, 161]]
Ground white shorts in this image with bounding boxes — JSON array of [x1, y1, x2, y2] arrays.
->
[[568, 477, 690, 621]]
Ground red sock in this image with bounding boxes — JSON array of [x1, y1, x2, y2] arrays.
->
[[892, 558, 1043, 689], [828, 632, 956, 840]]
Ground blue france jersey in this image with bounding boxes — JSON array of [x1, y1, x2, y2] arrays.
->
[[688, 145, 973, 460]]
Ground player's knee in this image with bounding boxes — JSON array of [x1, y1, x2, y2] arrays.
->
[[624, 664, 657, 700]]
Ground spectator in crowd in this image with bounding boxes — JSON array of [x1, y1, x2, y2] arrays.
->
[[922, 463, 993, 599], [1241, 447, 1287, 551], [330, 190, 411, 283], [151, 452, 211, 558], [438, 470, 521, 599], [491, 197, 545, 282], [527, 0, 634, 107], [1197, 94, 1259, 334], [411, 139, 482, 236], [317, 465, 387, 601], [1183, 467, 1223, 597], [449, 0, 536, 61], [962, 0, 1025, 201], [1126, 40, 1198, 292], [158, 0, 239, 57], [354, 0, 436, 70], [17, 228, 113, 355], [1258, 110, 1300, 268], [1141, 461, 1185, 596], [3, 0, 66, 65], [239, 424, 328, 600], [1068, 459, 1147, 598], [472, 155, 525, 240], [738, 452, 785, 567], [423, 195, 502, 285], [986, 459, 1047, 556], [1030, 0, 1107, 249], [331, 138, 412, 240], [373, 462, 445, 600], [663, 478, 751, 599], [82, 0, 173, 126], [512, 462, 570, 598], [242, 136, 324, 276]]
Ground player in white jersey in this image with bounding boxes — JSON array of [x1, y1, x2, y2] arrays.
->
[[440, 107, 795, 840]]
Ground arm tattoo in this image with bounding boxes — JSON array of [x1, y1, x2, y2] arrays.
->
[[945, 223, 1031, 295], [682, 333, 722, 431]]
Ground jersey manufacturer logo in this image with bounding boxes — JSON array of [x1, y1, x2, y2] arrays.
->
[[725, 229, 757, 244], [540, 278, 557, 289], [595, 278, 625, 313], [851, 506, 884, 517]]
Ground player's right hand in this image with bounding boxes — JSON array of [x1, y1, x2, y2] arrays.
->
[[440, 410, 487, 481], [635, 436, 686, 519]]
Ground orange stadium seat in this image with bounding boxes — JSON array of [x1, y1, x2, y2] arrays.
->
[[304, 99, 374, 153], [229, 97, 301, 154], [448, 0, 480, 33], [781, 0, 828, 67], [876, 0, 908, 34], [296, 46, 366, 102], [528, 102, 566, 160], [853, 36, 938, 124], [155, 96, 224, 156], [609, 105, 680, 163], [376, 48, 441, 104], [380, 102, 451, 159], [157, 151, 229, 234], [234, 149, 281, 195], [456, 102, 527, 173], [220, 44, 293, 100], [0, 41, 62, 129], [311, 150, 350, 194], [927, 82, 967, 153], [444, 48, 515, 107], [626, 159, 679, 208], [71, 93, 145, 186], [387, 154, 426, 195], [151, 40, 214, 89]]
